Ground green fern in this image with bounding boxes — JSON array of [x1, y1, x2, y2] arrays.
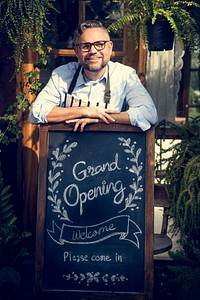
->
[[107, 0, 200, 50]]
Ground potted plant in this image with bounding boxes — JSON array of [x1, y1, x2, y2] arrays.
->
[[108, 0, 200, 51]]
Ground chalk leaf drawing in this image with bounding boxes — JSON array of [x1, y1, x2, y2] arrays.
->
[[48, 140, 77, 221], [118, 137, 143, 213], [63, 271, 128, 286]]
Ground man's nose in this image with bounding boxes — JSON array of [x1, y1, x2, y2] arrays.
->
[[89, 44, 97, 52]]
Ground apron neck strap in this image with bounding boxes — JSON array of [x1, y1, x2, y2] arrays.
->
[[64, 64, 111, 107], [104, 65, 111, 106], [68, 64, 82, 95]]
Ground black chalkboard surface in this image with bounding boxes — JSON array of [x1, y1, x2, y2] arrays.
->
[[35, 123, 154, 300]]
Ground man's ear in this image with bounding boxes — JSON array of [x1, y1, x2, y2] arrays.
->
[[109, 41, 113, 53]]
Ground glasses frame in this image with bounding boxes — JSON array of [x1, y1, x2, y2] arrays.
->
[[76, 40, 110, 52]]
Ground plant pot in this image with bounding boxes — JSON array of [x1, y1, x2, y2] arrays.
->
[[146, 18, 174, 51]]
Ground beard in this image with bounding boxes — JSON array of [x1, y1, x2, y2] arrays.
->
[[83, 62, 107, 72], [81, 55, 108, 72]]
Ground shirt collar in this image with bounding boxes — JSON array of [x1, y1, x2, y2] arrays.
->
[[75, 65, 108, 88]]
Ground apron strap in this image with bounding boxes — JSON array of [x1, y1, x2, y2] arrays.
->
[[63, 64, 81, 106], [64, 64, 111, 107], [104, 65, 111, 107]]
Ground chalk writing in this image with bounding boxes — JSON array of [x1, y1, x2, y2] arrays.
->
[[63, 180, 125, 215], [47, 215, 142, 247], [63, 251, 124, 263], [63, 252, 114, 263], [73, 153, 121, 181], [47, 136, 143, 222]]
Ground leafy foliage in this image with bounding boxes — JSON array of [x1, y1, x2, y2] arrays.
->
[[107, 0, 200, 50], [0, 55, 47, 146], [0, 1, 57, 144], [0, 99, 28, 146], [155, 117, 200, 299], [0, 0, 53, 273], [0, 163, 31, 268], [168, 247, 200, 300], [155, 116, 200, 245], [0, 164, 16, 226], [0, 0, 58, 72]]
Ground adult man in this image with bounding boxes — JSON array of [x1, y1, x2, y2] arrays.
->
[[30, 20, 158, 131]]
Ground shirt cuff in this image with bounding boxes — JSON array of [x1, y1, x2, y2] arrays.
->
[[127, 107, 152, 131], [29, 102, 56, 124]]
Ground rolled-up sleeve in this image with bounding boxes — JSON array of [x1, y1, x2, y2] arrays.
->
[[29, 72, 62, 124], [127, 105, 158, 131], [125, 71, 158, 131], [29, 63, 80, 124]]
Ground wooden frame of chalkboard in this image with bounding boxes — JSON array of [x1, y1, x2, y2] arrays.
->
[[35, 123, 154, 300]]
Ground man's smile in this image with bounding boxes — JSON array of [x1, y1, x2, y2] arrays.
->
[[85, 57, 102, 62]]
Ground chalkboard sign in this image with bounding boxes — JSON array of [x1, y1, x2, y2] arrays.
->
[[35, 123, 154, 300]]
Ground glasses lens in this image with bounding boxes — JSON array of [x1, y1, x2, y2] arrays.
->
[[94, 41, 106, 50], [80, 43, 91, 52]]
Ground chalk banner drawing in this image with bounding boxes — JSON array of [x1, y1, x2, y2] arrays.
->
[[44, 131, 146, 292]]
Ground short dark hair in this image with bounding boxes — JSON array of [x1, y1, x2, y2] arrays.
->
[[73, 20, 110, 45]]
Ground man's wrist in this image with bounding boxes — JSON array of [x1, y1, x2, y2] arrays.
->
[[80, 106, 88, 118]]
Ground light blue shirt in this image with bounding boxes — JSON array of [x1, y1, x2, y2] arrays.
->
[[29, 61, 158, 131]]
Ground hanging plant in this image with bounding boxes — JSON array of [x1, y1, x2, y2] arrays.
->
[[107, 0, 200, 51], [0, 0, 58, 72]]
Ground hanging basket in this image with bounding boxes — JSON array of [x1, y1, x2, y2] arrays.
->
[[146, 18, 174, 51]]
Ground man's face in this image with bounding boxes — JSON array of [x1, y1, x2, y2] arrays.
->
[[74, 28, 113, 73]]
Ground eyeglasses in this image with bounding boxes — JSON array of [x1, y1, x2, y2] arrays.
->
[[76, 40, 110, 52]]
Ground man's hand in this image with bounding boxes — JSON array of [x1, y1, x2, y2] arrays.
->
[[66, 118, 100, 132], [81, 107, 119, 124], [65, 108, 132, 132], [65, 107, 120, 132]]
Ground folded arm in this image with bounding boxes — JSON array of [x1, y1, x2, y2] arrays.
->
[[46, 105, 120, 124], [66, 111, 130, 132]]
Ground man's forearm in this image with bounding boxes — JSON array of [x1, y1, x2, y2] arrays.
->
[[46, 106, 84, 123], [110, 111, 131, 125], [46, 106, 120, 123]]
